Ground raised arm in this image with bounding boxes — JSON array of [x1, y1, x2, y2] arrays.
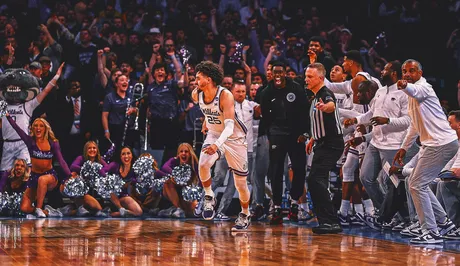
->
[[97, 50, 108, 88], [36, 63, 65, 104], [324, 79, 353, 94]]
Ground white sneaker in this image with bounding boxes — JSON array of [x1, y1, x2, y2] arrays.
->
[[58, 204, 74, 216], [410, 229, 444, 244], [158, 206, 176, 218], [119, 207, 127, 217], [171, 208, 185, 218], [95, 210, 108, 217], [26, 214, 36, 219], [45, 205, 63, 217], [401, 221, 421, 237], [77, 206, 90, 217], [35, 208, 46, 218]]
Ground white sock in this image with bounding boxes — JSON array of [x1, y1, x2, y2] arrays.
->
[[274, 205, 281, 209], [348, 202, 354, 216], [242, 207, 250, 216], [354, 204, 364, 215], [204, 186, 214, 197], [339, 200, 350, 216], [300, 203, 309, 212], [363, 199, 374, 215]]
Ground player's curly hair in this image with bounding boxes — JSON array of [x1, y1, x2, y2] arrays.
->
[[195, 61, 224, 86]]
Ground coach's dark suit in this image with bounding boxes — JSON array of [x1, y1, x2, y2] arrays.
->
[[54, 93, 97, 165]]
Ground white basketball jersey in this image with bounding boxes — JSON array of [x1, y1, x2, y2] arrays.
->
[[199, 86, 246, 140], [335, 93, 353, 110], [2, 98, 40, 140]]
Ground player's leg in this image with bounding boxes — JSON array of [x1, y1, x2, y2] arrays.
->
[[225, 140, 251, 231], [199, 135, 221, 220], [340, 148, 359, 225]]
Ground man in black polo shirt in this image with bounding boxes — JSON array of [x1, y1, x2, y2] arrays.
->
[[260, 61, 310, 225], [305, 63, 344, 234], [147, 63, 182, 164]]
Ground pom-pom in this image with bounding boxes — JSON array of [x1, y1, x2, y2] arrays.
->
[[181, 185, 203, 202], [133, 156, 156, 195], [0, 100, 8, 118], [8, 192, 22, 216], [171, 164, 192, 186], [229, 42, 243, 64], [63, 177, 89, 197], [179, 46, 191, 65], [95, 174, 125, 199], [152, 176, 168, 193], [80, 161, 103, 188], [102, 143, 116, 163], [0, 192, 9, 212]]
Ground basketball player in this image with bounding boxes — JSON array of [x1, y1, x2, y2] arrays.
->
[[191, 61, 251, 231]]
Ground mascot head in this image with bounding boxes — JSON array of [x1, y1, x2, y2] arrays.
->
[[0, 68, 40, 104]]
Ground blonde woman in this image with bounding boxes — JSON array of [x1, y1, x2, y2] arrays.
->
[[6, 115, 72, 218], [58, 141, 109, 217], [156, 143, 200, 218], [0, 158, 29, 194]]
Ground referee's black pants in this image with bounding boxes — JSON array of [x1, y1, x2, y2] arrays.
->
[[268, 135, 306, 206], [307, 140, 344, 225]]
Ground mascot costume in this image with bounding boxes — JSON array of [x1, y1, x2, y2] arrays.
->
[[0, 65, 64, 188]]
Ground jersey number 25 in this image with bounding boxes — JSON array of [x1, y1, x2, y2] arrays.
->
[[207, 116, 222, 124]]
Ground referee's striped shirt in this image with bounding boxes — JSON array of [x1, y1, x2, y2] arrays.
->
[[310, 86, 343, 140]]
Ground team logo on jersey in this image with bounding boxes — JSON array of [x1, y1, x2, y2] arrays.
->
[[286, 93, 296, 102], [243, 163, 248, 171]]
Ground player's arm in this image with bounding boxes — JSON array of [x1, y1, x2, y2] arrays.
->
[[351, 75, 366, 96], [214, 90, 235, 147]]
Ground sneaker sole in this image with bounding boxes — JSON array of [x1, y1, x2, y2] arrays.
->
[[312, 228, 343, 234], [231, 226, 250, 231], [401, 231, 421, 237], [203, 211, 216, 221], [410, 239, 444, 244]]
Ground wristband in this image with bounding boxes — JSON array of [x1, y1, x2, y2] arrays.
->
[[53, 75, 60, 81], [104, 129, 109, 133]]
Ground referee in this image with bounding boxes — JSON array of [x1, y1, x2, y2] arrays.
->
[[305, 63, 344, 234], [260, 61, 310, 225]]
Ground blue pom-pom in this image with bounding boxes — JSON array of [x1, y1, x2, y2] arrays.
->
[[181, 185, 203, 202], [0, 100, 8, 118], [152, 177, 168, 193], [80, 161, 103, 189], [133, 156, 156, 195], [63, 177, 89, 197], [8, 192, 23, 216], [95, 174, 125, 199], [171, 164, 192, 186]]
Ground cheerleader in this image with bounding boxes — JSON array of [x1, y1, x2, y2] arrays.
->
[[156, 143, 200, 218], [59, 141, 109, 216], [0, 159, 29, 194], [5, 114, 72, 218], [100, 146, 143, 217]]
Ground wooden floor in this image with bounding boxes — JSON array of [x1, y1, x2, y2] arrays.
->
[[0, 218, 459, 265]]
